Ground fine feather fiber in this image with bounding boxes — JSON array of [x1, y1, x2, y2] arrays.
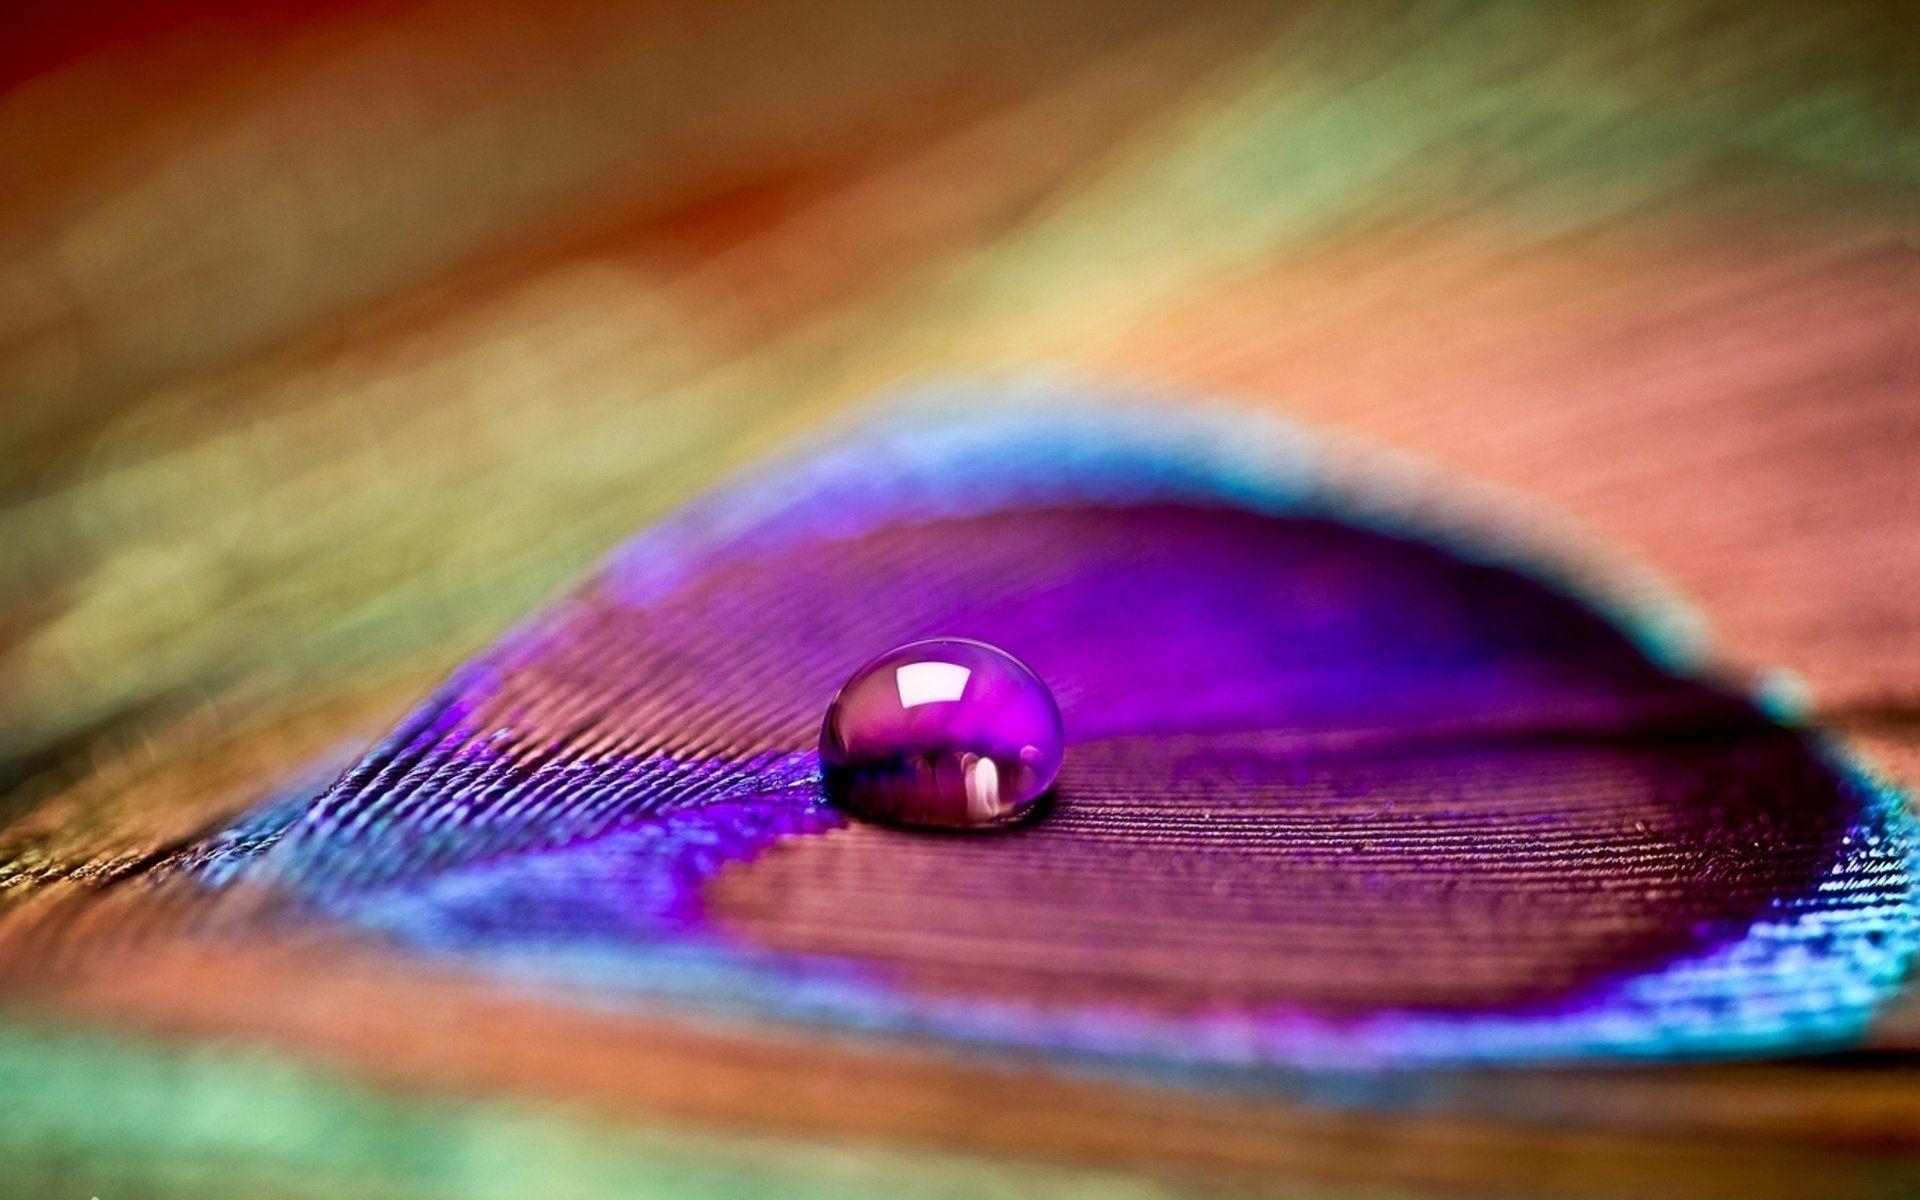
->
[[2, 3, 1919, 1198]]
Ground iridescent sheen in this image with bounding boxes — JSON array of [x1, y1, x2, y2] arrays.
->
[[821, 639, 1063, 830], [213, 393, 1920, 1071]]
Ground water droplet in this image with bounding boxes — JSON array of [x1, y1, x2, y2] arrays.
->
[[820, 638, 1063, 830]]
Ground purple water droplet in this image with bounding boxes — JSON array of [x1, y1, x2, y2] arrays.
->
[[820, 638, 1064, 830]]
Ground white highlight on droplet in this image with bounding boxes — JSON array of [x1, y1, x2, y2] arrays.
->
[[894, 660, 971, 708], [963, 753, 1002, 820]]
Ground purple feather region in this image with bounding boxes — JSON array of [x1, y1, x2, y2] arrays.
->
[[219, 386, 1919, 1071]]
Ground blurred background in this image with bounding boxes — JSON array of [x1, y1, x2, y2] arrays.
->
[[1, 2, 1917, 1197]]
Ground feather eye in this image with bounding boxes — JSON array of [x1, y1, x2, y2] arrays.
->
[[217, 387, 1916, 1069]]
